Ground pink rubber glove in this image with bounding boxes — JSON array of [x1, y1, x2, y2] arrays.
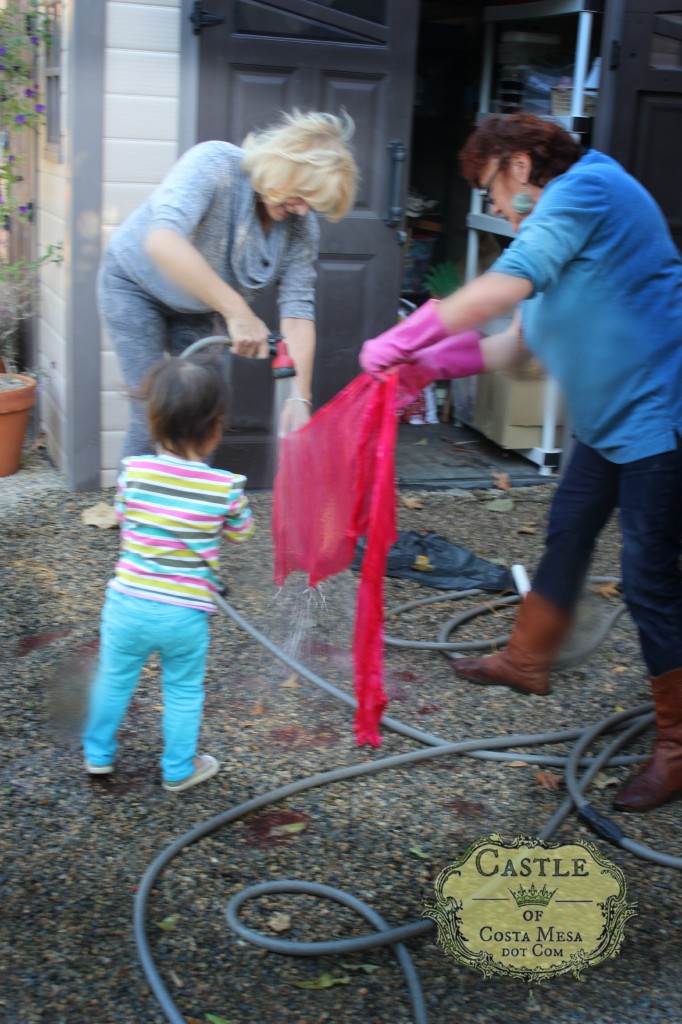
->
[[359, 300, 450, 374], [397, 330, 485, 405]]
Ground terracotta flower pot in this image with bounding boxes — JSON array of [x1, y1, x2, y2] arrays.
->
[[0, 373, 37, 477]]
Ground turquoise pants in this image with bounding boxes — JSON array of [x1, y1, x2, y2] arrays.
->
[[83, 587, 210, 782]]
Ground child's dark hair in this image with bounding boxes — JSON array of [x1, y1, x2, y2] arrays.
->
[[138, 357, 227, 458]]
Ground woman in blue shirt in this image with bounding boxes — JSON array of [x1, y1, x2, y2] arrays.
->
[[360, 114, 682, 813]]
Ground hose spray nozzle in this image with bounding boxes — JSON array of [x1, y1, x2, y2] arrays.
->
[[268, 333, 296, 380], [179, 333, 296, 380]]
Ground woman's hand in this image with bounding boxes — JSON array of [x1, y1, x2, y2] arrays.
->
[[225, 311, 271, 358], [278, 396, 312, 438]]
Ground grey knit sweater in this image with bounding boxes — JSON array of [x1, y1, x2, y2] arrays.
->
[[106, 141, 320, 319]]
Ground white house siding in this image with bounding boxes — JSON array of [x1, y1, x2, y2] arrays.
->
[[100, 0, 181, 486]]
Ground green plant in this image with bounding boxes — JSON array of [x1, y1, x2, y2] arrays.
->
[[0, 242, 62, 367], [423, 261, 462, 299], [0, 2, 58, 373], [0, 0, 51, 221]]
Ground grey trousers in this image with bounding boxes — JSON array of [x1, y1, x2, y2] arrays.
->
[[98, 251, 220, 461]]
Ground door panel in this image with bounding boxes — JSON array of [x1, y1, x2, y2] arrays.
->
[[195, 0, 419, 485], [630, 93, 682, 246], [596, 0, 682, 250]]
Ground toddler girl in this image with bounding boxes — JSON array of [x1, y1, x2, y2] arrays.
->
[[82, 357, 254, 792]]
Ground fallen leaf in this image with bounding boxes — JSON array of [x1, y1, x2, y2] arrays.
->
[[414, 438, 428, 446], [412, 555, 433, 572], [506, 760, 529, 768], [271, 821, 308, 835], [485, 497, 514, 513], [402, 495, 424, 510], [206, 1015, 236, 1024], [290, 974, 350, 990], [612, 665, 628, 674], [534, 770, 561, 791], [267, 912, 292, 933], [341, 963, 381, 973], [252, 700, 266, 715], [409, 846, 431, 859], [594, 581, 621, 600], [169, 969, 183, 988], [491, 468, 511, 491], [281, 673, 300, 689], [517, 525, 537, 535], [158, 914, 180, 931], [591, 773, 620, 790], [81, 503, 119, 529]]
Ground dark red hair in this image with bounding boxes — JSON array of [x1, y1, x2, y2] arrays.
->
[[459, 113, 582, 189]]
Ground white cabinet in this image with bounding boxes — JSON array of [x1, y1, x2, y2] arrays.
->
[[456, 0, 602, 476]]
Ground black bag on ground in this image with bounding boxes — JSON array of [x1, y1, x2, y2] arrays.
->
[[352, 530, 514, 592]]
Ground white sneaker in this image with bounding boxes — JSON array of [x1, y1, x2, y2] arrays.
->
[[84, 760, 114, 775], [163, 754, 220, 793]]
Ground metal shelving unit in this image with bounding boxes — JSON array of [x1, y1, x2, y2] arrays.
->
[[459, 0, 603, 475]]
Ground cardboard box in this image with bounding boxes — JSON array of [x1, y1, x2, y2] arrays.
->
[[473, 370, 563, 450], [551, 87, 597, 116]]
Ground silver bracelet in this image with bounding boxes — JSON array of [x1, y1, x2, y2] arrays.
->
[[286, 397, 313, 406]]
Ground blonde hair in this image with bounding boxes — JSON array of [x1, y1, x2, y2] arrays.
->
[[241, 110, 358, 222]]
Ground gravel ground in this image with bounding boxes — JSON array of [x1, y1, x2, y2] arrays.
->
[[2, 451, 681, 1024]]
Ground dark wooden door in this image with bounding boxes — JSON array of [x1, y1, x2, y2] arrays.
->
[[595, 0, 682, 250], [194, 0, 419, 485]]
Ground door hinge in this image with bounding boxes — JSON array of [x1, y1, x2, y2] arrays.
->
[[190, 2, 225, 35], [609, 39, 620, 71]]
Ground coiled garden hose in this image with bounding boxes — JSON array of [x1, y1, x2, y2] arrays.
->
[[134, 583, 681, 1024]]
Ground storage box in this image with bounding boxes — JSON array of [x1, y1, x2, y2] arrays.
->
[[472, 369, 563, 450], [551, 87, 597, 116]]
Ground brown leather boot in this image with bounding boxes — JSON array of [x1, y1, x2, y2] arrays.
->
[[612, 667, 682, 812], [452, 591, 571, 696]]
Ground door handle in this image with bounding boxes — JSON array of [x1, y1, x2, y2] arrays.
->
[[384, 140, 407, 227]]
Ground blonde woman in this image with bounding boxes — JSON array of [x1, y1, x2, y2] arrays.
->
[[99, 111, 358, 458]]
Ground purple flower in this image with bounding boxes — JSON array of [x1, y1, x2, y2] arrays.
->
[[24, 88, 34, 97], [0, 48, 5, 56], [30, 36, 39, 45], [8, 155, 15, 162], [34, 103, 45, 113], [18, 205, 28, 214], [15, 114, 25, 124]]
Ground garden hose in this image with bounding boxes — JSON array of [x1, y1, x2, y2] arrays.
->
[[134, 582, 681, 1024]]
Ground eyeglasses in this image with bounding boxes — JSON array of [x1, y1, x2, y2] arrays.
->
[[479, 165, 500, 204]]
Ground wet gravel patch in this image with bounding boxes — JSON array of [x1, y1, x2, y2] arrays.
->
[[1, 456, 681, 1024]]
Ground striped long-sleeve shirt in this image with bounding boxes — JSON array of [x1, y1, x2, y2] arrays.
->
[[109, 454, 254, 613]]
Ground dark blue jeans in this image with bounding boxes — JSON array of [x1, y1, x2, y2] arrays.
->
[[533, 438, 682, 677]]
